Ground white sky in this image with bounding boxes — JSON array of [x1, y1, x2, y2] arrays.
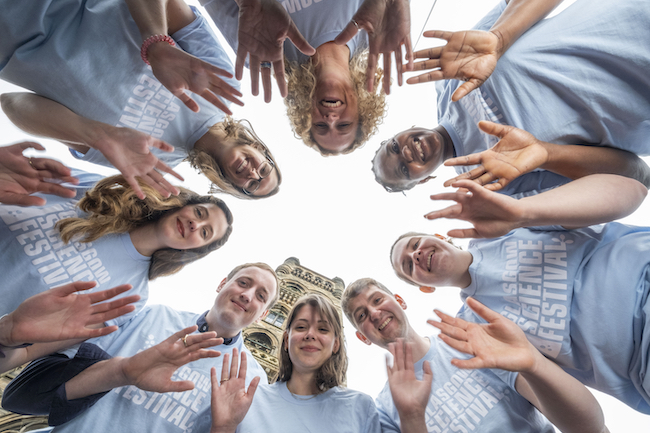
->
[[1, 0, 649, 430]]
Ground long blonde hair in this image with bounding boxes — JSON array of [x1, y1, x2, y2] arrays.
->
[[56, 175, 233, 280]]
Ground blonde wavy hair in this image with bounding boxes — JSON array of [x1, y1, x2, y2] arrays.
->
[[56, 175, 233, 280], [284, 50, 386, 156], [187, 117, 282, 200], [278, 293, 347, 392]]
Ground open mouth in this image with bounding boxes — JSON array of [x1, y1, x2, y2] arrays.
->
[[427, 251, 434, 272], [378, 317, 392, 331], [414, 140, 425, 161], [320, 99, 342, 108], [177, 218, 185, 237]]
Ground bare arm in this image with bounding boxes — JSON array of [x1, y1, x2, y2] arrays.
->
[[426, 174, 647, 238], [1, 92, 182, 199], [430, 298, 608, 433], [124, 0, 243, 113], [65, 326, 222, 400], [444, 121, 650, 190]]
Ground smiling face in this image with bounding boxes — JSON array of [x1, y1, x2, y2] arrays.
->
[[284, 304, 341, 375], [220, 144, 279, 197], [347, 285, 408, 349], [310, 76, 360, 154], [373, 127, 450, 191], [212, 266, 278, 336], [159, 203, 228, 250], [391, 235, 470, 287]]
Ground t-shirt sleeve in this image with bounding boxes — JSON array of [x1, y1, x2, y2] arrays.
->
[[364, 396, 382, 433]]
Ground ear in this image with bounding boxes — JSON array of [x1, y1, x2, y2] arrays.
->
[[434, 233, 446, 240], [216, 277, 227, 293], [420, 286, 436, 294], [283, 332, 289, 351], [333, 336, 341, 354], [356, 331, 372, 346], [417, 175, 436, 185], [394, 294, 407, 310]]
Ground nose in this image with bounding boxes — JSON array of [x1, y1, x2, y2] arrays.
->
[[240, 289, 251, 304], [188, 220, 205, 232], [400, 145, 413, 162], [411, 248, 422, 264], [369, 306, 382, 322], [304, 326, 315, 340], [324, 112, 339, 124]]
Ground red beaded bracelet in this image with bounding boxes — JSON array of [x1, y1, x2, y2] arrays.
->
[[140, 34, 176, 65]]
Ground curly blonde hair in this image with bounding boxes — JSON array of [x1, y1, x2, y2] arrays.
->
[[187, 117, 282, 200], [284, 50, 386, 156], [56, 175, 233, 280]]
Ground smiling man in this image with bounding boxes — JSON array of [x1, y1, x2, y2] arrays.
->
[[341, 278, 608, 433], [2, 263, 279, 432]]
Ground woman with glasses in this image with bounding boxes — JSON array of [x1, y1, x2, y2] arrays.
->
[[0, 0, 281, 200]]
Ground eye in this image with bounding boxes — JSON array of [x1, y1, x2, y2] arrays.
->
[[413, 136, 421, 144], [356, 311, 366, 322], [373, 296, 381, 304], [390, 140, 399, 154], [400, 164, 409, 178], [295, 325, 306, 331], [257, 293, 266, 302], [314, 123, 327, 130], [202, 228, 208, 240], [408, 260, 413, 276], [414, 240, 420, 250], [319, 327, 330, 333], [337, 123, 352, 130]]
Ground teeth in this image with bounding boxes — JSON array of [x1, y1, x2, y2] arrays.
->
[[427, 251, 434, 271], [321, 100, 342, 108], [414, 140, 424, 160], [379, 317, 392, 331], [236, 159, 246, 174]]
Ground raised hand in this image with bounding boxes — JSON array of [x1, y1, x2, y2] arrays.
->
[[0, 142, 78, 206], [444, 121, 548, 191], [0, 281, 140, 347], [425, 179, 522, 239], [335, 0, 413, 94], [407, 30, 501, 101], [92, 124, 183, 199], [429, 298, 537, 373], [147, 42, 244, 114], [209, 349, 260, 433], [387, 339, 432, 422], [122, 326, 223, 393], [236, 0, 315, 103]]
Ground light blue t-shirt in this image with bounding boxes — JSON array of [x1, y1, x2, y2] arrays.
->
[[458, 223, 650, 413], [0, 0, 237, 168], [53, 304, 267, 433], [221, 381, 380, 433], [437, 0, 650, 196], [376, 336, 553, 432], [201, 0, 368, 63], [0, 170, 149, 326]]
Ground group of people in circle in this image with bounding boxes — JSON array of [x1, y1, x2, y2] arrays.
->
[[0, 0, 649, 431]]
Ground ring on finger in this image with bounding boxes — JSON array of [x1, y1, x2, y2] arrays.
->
[[182, 334, 189, 347], [260, 61, 272, 69], [220, 378, 229, 385], [28, 157, 34, 167], [351, 19, 359, 31]]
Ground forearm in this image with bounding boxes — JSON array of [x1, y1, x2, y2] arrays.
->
[[490, 0, 564, 56], [517, 352, 608, 433], [398, 414, 428, 433], [125, 0, 194, 38], [0, 340, 81, 374], [516, 174, 647, 229], [64, 356, 130, 400], [541, 142, 650, 188], [0, 92, 112, 153]]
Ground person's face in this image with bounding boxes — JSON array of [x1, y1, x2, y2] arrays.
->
[[310, 76, 359, 153], [347, 285, 408, 349], [284, 304, 340, 375], [159, 203, 227, 250], [213, 267, 278, 331], [221, 144, 278, 196], [391, 235, 465, 287], [374, 128, 446, 190]]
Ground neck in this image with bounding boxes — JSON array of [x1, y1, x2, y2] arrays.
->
[[128, 224, 161, 257], [313, 41, 350, 78], [456, 251, 474, 289], [286, 371, 320, 396], [194, 126, 229, 165], [433, 125, 455, 162], [204, 308, 240, 339], [402, 327, 431, 363]]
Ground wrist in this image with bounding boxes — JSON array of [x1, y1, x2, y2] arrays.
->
[[140, 35, 176, 66], [489, 29, 507, 59]]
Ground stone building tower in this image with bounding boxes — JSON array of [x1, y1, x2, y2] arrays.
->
[[242, 257, 345, 382]]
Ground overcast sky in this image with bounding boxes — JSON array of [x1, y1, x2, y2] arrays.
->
[[1, 0, 649, 430]]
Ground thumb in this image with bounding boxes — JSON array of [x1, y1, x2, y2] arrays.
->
[[151, 139, 175, 153], [478, 120, 509, 139], [165, 380, 195, 393], [286, 23, 315, 56], [451, 78, 482, 102], [334, 20, 359, 45]]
